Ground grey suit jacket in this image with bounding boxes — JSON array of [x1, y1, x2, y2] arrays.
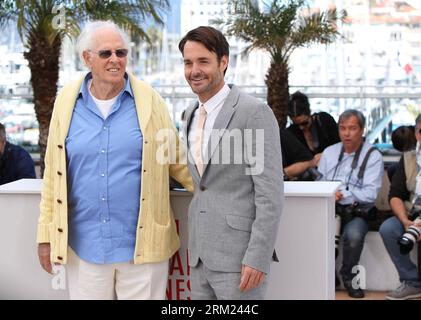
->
[[184, 85, 284, 274]]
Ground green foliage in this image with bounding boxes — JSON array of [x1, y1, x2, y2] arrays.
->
[[214, 0, 347, 128], [216, 0, 346, 64], [0, 0, 170, 173], [0, 0, 169, 45]]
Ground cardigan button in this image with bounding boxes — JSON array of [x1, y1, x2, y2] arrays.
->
[[57, 171, 62, 176], [58, 228, 63, 233], [57, 199, 62, 204], [58, 145, 63, 149], [57, 256, 63, 261]]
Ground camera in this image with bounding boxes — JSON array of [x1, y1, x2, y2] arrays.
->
[[305, 167, 323, 181], [336, 202, 377, 222], [335, 202, 377, 257], [398, 196, 421, 255], [285, 167, 323, 181]]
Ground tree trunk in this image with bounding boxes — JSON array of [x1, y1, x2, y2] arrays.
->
[[24, 33, 61, 177], [266, 60, 290, 129]]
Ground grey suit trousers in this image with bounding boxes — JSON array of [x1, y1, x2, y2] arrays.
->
[[190, 259, 268, 300]]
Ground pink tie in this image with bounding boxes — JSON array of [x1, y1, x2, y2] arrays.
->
[[193, 104, 207, 176]]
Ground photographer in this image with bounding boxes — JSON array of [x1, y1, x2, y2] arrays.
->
[[379, 115, 421, 300], [318, 110, 384, 298], [0, 122, 36, 185], [287, 91, 340, 166], [280, 129, 319, 180]]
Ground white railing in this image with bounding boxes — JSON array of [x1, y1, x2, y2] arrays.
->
[[1, 85, 421, 153]]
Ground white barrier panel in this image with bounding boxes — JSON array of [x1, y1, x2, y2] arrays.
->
[[0, 179, 339, 300]]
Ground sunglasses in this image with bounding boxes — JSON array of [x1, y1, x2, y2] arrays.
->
[[89, 49, 128, 59], [295, 120, 310, 127]]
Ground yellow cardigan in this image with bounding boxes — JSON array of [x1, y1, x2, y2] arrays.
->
[[37, 73, 194, 265]]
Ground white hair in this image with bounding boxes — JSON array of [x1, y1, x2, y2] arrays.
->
[[76, 20, 131, 66]]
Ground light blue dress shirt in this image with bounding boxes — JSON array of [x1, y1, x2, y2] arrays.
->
[[318, 141, 384, 205], [66, 73, 143, 264]]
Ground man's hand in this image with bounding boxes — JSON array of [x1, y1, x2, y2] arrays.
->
[[335, 191, 343, 202], [401, 218, 414, 231], [38, 243, 56, 274], [239, 265, 265, 293]]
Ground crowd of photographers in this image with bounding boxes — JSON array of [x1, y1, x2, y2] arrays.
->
[[285, 92, 421, 300]]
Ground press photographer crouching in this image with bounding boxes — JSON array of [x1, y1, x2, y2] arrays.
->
[[379, 113, 421, 300], [399, 196, 421, 255], [318, 109, 384, 298]]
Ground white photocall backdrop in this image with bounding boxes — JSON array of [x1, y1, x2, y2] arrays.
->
[[0, 180, 340, 300]]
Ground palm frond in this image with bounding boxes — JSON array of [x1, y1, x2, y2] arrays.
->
[[215, 0, 305, 61], [216, 0, 345, 65], [289, 8, 347, 49], [72, 0, 169, 42]]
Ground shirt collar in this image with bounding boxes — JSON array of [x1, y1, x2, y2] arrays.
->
[[199, 84, 230, 114], [78, 72, 133, 100]]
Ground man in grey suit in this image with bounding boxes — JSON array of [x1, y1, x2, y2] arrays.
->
[[179, 26, 284, 300]]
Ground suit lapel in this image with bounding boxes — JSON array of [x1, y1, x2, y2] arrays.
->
[[185, 102, 201, 181], [185, 102, 199, 149], [202, 85, 240, 175]]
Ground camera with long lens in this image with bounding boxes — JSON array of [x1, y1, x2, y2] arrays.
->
[[398, 196, 421, 255]]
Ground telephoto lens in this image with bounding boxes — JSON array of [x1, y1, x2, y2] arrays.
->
[[398, 216, 421, 255]]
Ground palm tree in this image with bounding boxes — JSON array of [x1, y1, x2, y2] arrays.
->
[[0, 0, 169, 175], [216, 0, 346, 129]]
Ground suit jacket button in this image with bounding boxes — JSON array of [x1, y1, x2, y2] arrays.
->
[[200, 186, 206, 191]]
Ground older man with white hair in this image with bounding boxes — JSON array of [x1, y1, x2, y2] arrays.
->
[[36, 20, 193, 300]]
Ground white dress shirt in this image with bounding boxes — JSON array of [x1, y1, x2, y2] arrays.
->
[[188, 84, 231, 160]]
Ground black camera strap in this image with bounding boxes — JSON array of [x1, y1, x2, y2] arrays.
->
[[357, 147, 379, 180], [332, 143, 379, 190], [332, 142, 363, 183]]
